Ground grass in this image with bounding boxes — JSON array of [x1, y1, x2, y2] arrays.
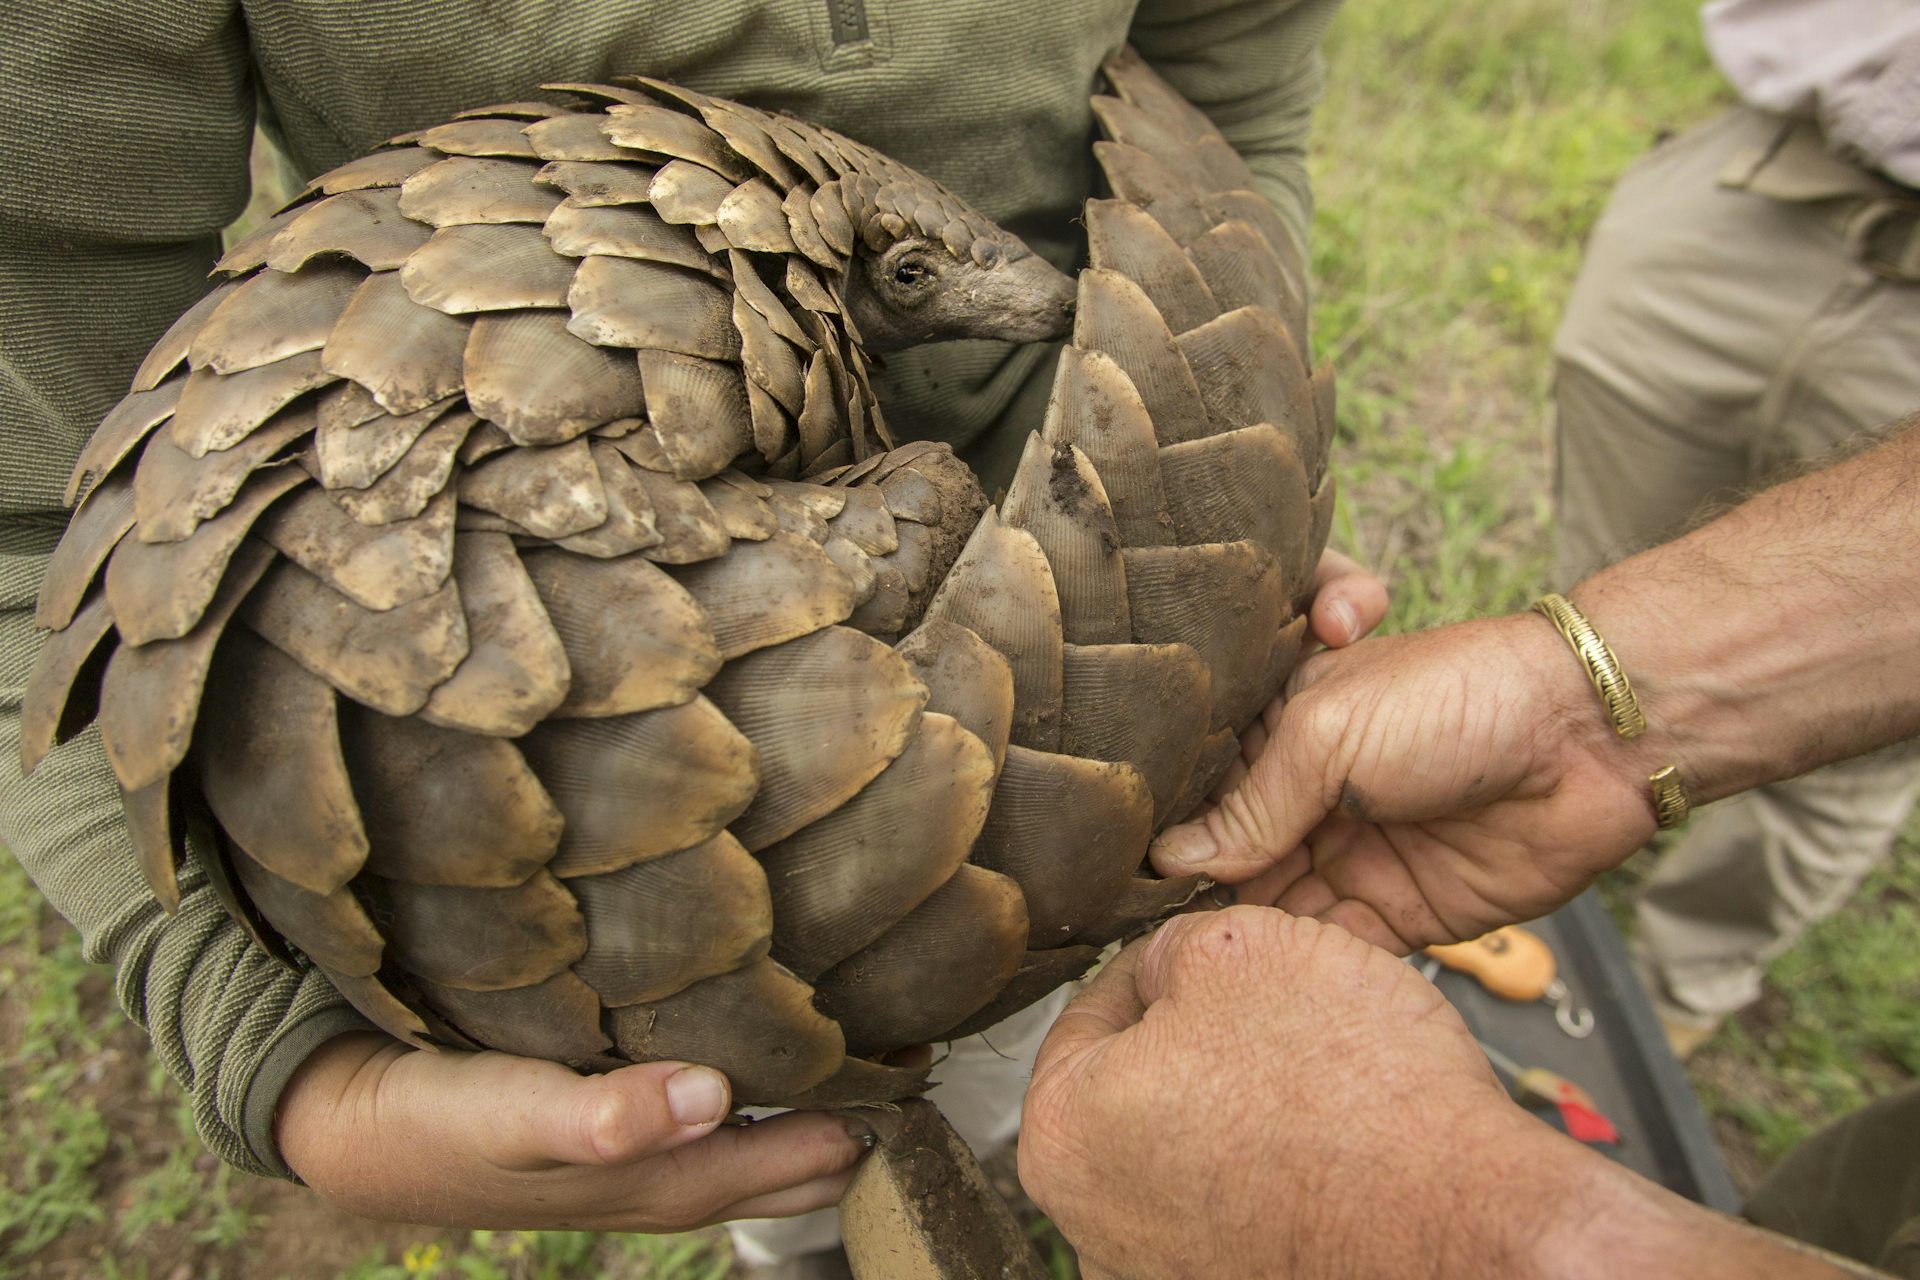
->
[[331, 1231, 733, 1280], [1680, 825, 1920, 1182], [1311, 0, 1728, 630], [1, 0, 1912, 1272], [0, 849, 303, 1275], [0, 852, 113, 1262]]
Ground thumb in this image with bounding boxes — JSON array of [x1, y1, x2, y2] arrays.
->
[[1150, 695, 1342, 882], [1035, 935, 1153, 1075], [493, 1058, 734, 1169], [1130, 907, 1304, 1008], [1042, 909, 1299, 1075], [1305, 548, 1389, 648]]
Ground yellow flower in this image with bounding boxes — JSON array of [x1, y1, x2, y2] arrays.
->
[[403, 1242, 444, 1275]]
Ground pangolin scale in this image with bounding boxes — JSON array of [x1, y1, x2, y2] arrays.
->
[[24, 48, 1333, 1108]]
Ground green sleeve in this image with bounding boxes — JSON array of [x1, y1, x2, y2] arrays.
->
[[0, 3, 371, 1180], [1129, 0, 1341, 259]]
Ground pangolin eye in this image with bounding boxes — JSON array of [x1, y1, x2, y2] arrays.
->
[[894, 261, 929, 285]]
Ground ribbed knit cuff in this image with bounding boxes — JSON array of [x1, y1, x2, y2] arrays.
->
[[239, 1003, 379, 1181]]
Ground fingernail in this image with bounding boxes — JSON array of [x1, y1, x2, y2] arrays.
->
[[666, 1066, 729, 1127], [1328, 598, 1358, 645], [1151, 826, 1217, 872]]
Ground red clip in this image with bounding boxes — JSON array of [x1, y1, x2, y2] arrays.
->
[[1555, 1099, 1620, 1145]]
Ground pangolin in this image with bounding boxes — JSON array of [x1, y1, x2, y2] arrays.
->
[[23, 48, 1332, 1111]]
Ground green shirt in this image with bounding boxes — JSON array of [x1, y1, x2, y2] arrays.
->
[[0, 0, 1335, 1177]]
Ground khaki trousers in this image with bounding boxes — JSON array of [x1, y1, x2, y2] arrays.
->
[[1747, 1082, 1920, 1280], [1552, 106, 1920, 1027]]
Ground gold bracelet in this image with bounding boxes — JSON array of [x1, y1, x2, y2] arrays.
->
[[1531, 593, 1692, 829], [1649, 765, 1691, 829], [1531, 592, 1645, 738]]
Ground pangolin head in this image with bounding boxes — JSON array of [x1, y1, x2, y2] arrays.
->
[[830, 149, 1077, 354]]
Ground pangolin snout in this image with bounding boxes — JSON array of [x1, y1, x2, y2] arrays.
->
[[985, 252, 1077, 343]]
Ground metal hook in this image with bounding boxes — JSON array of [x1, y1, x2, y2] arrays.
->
[[1546, 979, 1595, 1039]]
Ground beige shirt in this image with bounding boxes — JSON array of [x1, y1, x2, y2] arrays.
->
[[1703, 0, 1920, 185]]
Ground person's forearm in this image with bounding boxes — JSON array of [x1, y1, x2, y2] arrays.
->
[[1567, 416, 1920, 807], [1439, 1097, 1862, 1279], [1280, 1060, 1862, 1280], [1536, 1135, 1876, 1280]]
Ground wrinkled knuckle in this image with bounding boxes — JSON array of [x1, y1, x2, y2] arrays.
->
[[1291, 690, 1350, 752], [1217, 904, 1296, 965], [1179, 906, 1262, 972], [1284, 650, 1333, 699], [1289, 912, 1337, 953], [1268, 912, 1335, 964], [1300, 914, 1382, 975], [1235, 902, 1294, 946], [1286, 911, 1325, 941], [579, 1086, 653, 1163], [1213, 787, 1277, 862]]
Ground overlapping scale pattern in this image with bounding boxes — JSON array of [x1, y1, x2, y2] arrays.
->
[[24, 47, 1334, 1106]]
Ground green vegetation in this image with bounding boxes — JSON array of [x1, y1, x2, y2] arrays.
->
[[1683, 827, 1920, 1179], [0, 0, 1911, 1273], [0, 852, 113, 1263], [1312, 0, 1728, 630], [333, 1231, 733, 1280]]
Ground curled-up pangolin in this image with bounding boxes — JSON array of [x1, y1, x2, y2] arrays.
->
[[24, 47, 1332, 1108]]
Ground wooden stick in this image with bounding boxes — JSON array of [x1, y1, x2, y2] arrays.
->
[[839, 1099, 1050, 1279]]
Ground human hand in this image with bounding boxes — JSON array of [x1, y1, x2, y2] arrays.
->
[[1019, 908, 1571, 1277], [1155, 613, 1657, 951], [1302, 546, 1391, 650], [276, 1032, 869, 1231], [1020, 909, 1852, 1280], [1206, 547, 1389, 803]]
